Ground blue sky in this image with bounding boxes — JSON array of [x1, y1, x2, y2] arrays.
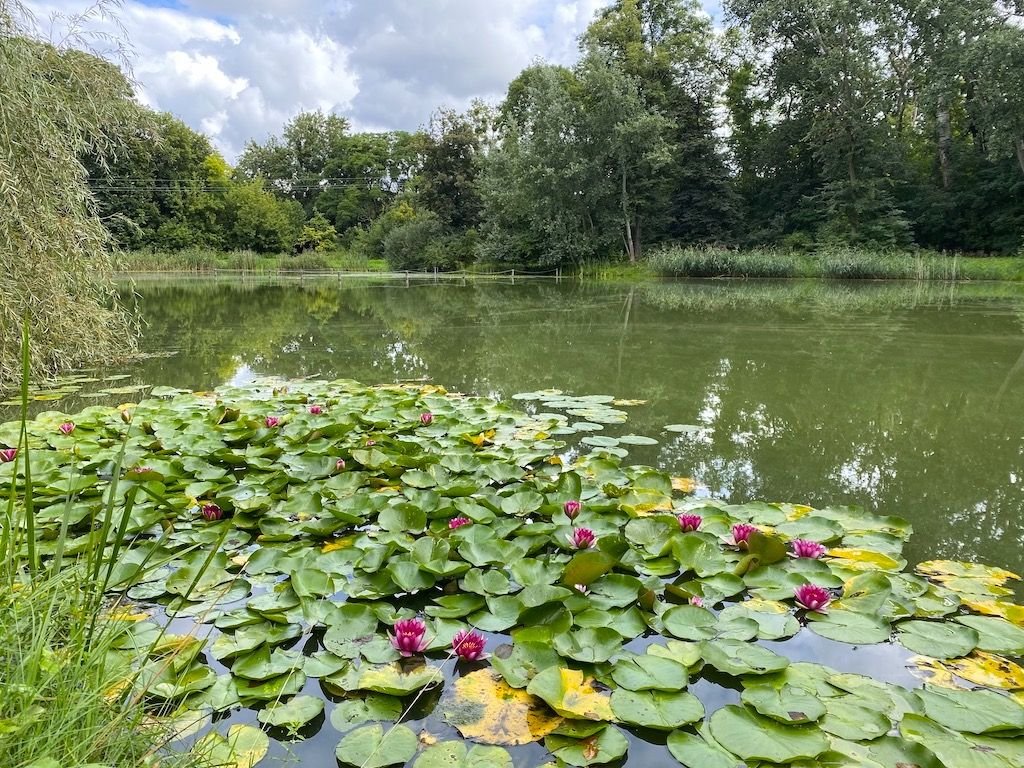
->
[[29, 1, 721, 160]]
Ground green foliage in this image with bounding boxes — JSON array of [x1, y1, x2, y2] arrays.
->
[[0, 1, 138, 384], [296, 212, 339, 253], [647, 246, 800, 278]]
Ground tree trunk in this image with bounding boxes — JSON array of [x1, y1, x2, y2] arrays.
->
[[622, 166, 636, 263], [937, 99, 953, 190], [1016, 137, 1024, 176], [632, 219, 642, 262]]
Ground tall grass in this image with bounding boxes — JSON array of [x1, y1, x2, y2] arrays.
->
[[648, 244, 1022, 281], [647, 246, 801, 278], [119, 248, 389, 273], [0, 325, 208, 768]]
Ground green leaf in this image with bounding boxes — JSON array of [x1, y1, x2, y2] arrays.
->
[[954, 615, 1024, 655], [552, 627, 622, 663], [256, 695, 324, 732], [740, 684, 827, 724], [545, 725, 629, 766], [708, 705, 829, 763], [897, 620, 979, 659], [806, 609, 891, 645], [610, 689, 703, 730], [335, 724, 418, 768], [665, 730, 739, 768], [917, 686, 1024, 734], [699, 639, 789, 676], [609, 654, 688, 692], [661, 605, 719, 641], [329, 694, 403, 731]]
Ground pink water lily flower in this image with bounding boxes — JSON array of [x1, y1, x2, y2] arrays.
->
[[730, 523, 759, 549], [563, 500, 581, 520], [0, 448, 17, 463], [449, 517, 472, 530], [568, 527, 597, 550], [452, 629, 486, 661], [390, 618, 428, 657], [794, 584, 832, 613], [58, 422, 75, 435], [790, 539, 827, 559], [308, 405, 324, 415], [201, 504, 223, 522], [335, 458, 346, 471], [420, 412, 434, 426], [264, 416, 280, 428], [677, 513, 703, 532]]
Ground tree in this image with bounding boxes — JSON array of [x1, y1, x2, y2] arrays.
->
[[481, 56, 670, 267], [0, 0, 138, 383], [584, 0, 739, 244], [413, 109, 485, 230], [88, 110, 223, 249], [236, 110, 350, 216]]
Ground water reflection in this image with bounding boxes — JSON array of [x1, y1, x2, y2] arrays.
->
[[105, 277, 1024, 571]]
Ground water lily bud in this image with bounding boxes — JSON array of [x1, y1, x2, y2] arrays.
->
[[563, 500, 581, 520]]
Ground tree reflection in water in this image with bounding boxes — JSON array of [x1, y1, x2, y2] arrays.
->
[[119, 276, 1024, 571]]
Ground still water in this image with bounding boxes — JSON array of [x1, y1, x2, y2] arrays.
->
[[109, 276, 1024, 575], [89, 276, 1024, 766]]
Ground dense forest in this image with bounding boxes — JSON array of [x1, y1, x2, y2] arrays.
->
[[89, 0, 1024, 268]]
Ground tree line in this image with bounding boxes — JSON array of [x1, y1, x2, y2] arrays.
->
[[89, 0, 1024, 269]]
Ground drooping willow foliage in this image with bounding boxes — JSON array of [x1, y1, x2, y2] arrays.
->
[[0, 0, 138, 387]]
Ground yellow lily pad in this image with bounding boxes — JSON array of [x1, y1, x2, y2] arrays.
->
[[963, 601, 1024, 626], [193, 724, 269, 768], [442, 669, 562, 746], [917, 561, 1020, 584], [526, 667, 614, 722], [941, 652, 1024, 690], [671, 477, 697, 493], [826, 548, 902, 571]]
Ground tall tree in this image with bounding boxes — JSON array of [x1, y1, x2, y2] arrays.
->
[[1, 0, 138, 383], [584, 0, 739, 244]]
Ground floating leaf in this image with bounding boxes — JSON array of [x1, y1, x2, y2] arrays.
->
[[335, 724, 418, 768], [441, 669, 562, 746], [544, 725, 628, 767], [940, 651, 1024, 690], [412, 742, 513, 768], [897, 620, 979, 659], [527, 667, 614, 721], [609, 689, 703, 730], [330, 695, 403, 731], [257, 695, 324, 733], [917, 685, 1024, 734], [954, 615, 1024, 655], [740, 684, 826, 724], [708, 705, 829, 763], [193, 724, 269, 768]]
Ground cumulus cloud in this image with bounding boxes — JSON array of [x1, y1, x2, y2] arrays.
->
[[23, 0, 652, 160]]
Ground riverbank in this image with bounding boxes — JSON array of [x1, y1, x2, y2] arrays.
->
[[118, 246, 1024, 283]]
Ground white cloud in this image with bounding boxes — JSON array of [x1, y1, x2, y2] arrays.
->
[[24, 0, 626, 160]]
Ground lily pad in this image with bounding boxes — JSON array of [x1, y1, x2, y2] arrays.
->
[[335, 724, 418, 767]]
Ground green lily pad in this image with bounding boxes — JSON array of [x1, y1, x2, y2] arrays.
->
[[545, 725, 628, 766], [708, 705, 829, 763], [335, 724, 418, 768], [897, 619, 979, 659], [740, 684, 827, 724], [609, 689, 703, 730], [256, 695, 324, 733], [917, 685, 1024, 734]]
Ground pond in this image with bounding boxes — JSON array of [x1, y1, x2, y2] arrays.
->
[[111, 275, 1024, 573], [11, 275, 1024, 768]]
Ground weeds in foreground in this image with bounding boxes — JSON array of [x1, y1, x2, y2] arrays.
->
[[0, 325, 211, 768]]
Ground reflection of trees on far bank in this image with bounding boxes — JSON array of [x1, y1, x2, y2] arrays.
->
[[117, 278, 1024, 569]]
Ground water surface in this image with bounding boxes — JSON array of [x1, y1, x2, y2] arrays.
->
[[103, 276, 1024, 574]]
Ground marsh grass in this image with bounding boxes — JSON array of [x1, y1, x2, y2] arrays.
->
[[120, 248, 388, 274], [649, 245, 1023, 282], [0, 325, 212, 768]]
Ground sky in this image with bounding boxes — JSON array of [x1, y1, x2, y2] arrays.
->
[[25, 0, 721, 161]]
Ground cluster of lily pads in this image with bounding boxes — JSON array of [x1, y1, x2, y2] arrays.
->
[[2, 379, 1024, 768]]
